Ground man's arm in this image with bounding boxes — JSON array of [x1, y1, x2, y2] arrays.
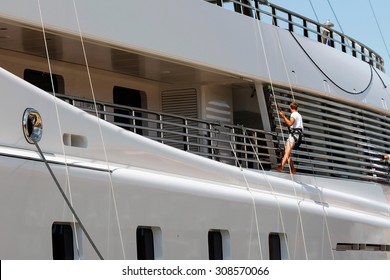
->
[[280, 111, 295, 127]]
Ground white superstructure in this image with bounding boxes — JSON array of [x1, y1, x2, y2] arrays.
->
[[0, 0, 389, 259]]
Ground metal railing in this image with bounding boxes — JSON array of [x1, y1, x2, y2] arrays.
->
[[205, 0, 385, 72], [56, 92, 390, 184], [56, 94, 280, 170]]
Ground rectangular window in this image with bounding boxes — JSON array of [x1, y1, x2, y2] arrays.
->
[[208, 230, 223, 260], [136, 227, 155, 260], [24, 69, 64, 94], [113, 86, 145, 134], [269, 233, 282, 260], [52, 223, 74, 260]]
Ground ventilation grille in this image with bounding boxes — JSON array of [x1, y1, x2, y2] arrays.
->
[[161, 89, 198, 151], [269, 86, 390, 183]]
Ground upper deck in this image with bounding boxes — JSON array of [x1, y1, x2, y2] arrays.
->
[[205, 0, 385, 72]]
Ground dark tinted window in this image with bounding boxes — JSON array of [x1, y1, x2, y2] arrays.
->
[[24, 69, 64, 93], [208, 231, 223, 260], [136, 227, 155, 260], [269, 233, 281, 260], [52, 223, 74, 260]]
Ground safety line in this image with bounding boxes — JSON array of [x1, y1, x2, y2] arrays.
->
[[72, 0, 126, 259], [229, 142, 263, 260], [35, 142, 104, 260], [253, 5, 308, 259], [242, 129, 291, 260], [368, 0, 390, 62], [37, 0, 82, 258]]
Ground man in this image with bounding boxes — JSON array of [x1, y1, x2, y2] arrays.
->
[[276, 102, 303, 174]]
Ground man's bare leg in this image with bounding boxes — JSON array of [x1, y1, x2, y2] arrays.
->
[[277, 142, 293, 172]]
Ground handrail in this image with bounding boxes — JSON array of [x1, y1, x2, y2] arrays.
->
[[57, 91, 390, 184], [205, 0, 385, 72], [56, 93, 280, 170]]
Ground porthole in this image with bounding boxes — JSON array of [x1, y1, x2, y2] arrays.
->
[[22, 108, 43, 144]]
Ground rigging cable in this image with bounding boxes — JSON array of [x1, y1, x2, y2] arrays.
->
[[241, 129, 291, 259], [229, 141, 263, 259], [308, 0, 319, 22], [34, 142, 104, 260], [368, 0, 390, 63], [37, 0, 83, 259], [257, 2, 334, 259], [253, 3, 308, 259], [71, 0, 126, 259], [326, 0, 344, 34]]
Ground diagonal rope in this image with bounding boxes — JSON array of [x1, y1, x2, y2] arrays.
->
[[34, 142, 104, 260], [368, 0, 390, 62], [308, 0, 319, 22], [71, 0, 126, 259], [253, 4, 308, 259], [241, 129, 291, 259], [229, 141, 263, 259], [326, 0, 344, 34], [37, 0, 83, 259]]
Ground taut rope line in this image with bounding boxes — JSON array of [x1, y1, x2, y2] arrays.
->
[[253, 4, 308, 259], [37, 0, 82, 258], [242, 129, 291, 259], [229, 141, 263, 259], [35, 142, 104, 260], [72, 0, 126, 259]]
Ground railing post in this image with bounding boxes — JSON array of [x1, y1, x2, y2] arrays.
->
[[317, 25, 322, 43], [352, 41, 357, 57], [341, 36, 346, 53], [288, 13, 293, 32], [361, 46, 366, 62], [184, 118, 189, 151], [303, 20, 308, 38], [271, 6, 277, 26], [209, 124, 215, 160], [254, 0, 261, 20], [369, 51, 373, 66], [329, 31, 334, 48], [159, 114, 164, 144]]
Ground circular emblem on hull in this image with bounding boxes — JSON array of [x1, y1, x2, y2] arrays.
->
[[22, 108, 43, 144]]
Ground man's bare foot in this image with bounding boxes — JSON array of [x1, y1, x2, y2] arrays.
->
[[290, 168, 296, 174], [276, 168, 283, 172]]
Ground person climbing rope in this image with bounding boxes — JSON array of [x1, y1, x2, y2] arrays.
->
[[276, 101, 304, 174]]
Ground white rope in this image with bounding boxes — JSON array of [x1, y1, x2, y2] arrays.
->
[[266, 7, 336, 258], [242, 129, 291, 259], [368, 0, 390, 62], [326, 0, 344, 34], [37, 0, 83, 259], [308, 0, 319, 22], [229, 142, 263, 259], [253, 5, 308, 259], [71, 0, 126, 259]]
